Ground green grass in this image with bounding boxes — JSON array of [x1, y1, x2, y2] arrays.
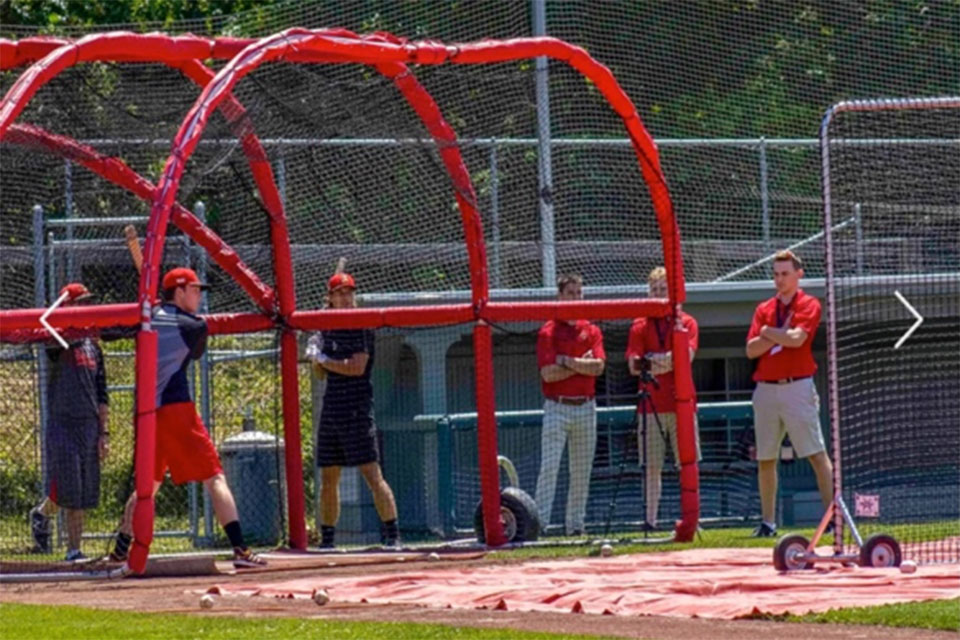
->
[[0, 603, 619, 640], [782, 598, 960, 631], [493, 525, 837, 560], [492, 522, 959, 560]]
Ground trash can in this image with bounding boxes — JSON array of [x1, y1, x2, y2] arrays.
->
[[220, 427, 286, 546]]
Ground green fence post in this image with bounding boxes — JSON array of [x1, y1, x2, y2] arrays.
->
[[436, 416, 454, 537]]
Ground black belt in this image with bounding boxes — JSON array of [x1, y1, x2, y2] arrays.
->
[[760, 375, 812, 385], [548, 396, 593, 406]]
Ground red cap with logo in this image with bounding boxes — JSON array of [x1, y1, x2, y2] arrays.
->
[[162, 267, 209, 291], [327, 272, 356, 293], [59, 282, 93, 303]]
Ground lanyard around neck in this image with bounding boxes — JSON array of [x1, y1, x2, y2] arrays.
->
[[654, 317, 670, 349], [776, 299, 793, 328]]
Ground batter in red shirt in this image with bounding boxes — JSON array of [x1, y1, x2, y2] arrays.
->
[[746, 250, 834, 538], [110, 268, 266, 570], [534, 275, 606, 536]]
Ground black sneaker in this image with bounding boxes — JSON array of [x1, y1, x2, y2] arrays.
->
[[382, 537, 401, 550], [640, 521, 657, 533], [751, 522, 777, 537], [29, 507, 51, 553], [65, 549, 87, 562], [319, 525, 335, 550]]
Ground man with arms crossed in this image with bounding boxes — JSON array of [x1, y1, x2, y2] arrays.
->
[[110, 268, 265, 568], [746, 250, 833, 537], [306, 273, 400, 549], [626, 267, 700, 531], [30, 283, 109, 561], [535, 274, 606, 536]]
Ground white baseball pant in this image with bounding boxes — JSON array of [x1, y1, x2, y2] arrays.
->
[[534, 399, 597, 534]]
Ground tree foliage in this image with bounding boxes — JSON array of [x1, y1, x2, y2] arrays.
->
[[2, 1, 956, 137]]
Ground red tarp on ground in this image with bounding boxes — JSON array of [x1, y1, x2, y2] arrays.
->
[[204, 547, 960, 619]]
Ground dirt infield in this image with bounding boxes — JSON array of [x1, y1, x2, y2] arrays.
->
[[1, 551, 956, 640]]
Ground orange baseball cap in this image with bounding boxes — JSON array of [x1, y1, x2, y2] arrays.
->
[[59, 282, 93, 303], [162, 267, 209, 291], [327, 273, 356, 293]]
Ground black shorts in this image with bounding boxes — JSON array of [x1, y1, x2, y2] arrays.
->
[[316, 420, 380, 468], [45, 418, 101, 510]]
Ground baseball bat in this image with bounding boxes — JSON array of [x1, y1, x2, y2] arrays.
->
[[335, 256, 347, 274], [124, 225, 143, 275]]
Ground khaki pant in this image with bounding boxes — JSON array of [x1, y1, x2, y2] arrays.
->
[[639, 412, 701, 468], [535, 399, 597, 534], [752, 377, 825, 460]]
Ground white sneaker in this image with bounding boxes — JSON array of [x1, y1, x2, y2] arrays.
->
[[108, 563, 133, 579]]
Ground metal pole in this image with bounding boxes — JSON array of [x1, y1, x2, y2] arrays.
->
[[532, 0, 555, 288], [853, 202, 864, 276], [33, 206, 49, 501], [489, 143, 502, 288], [64, 160, 75, 282], [195, 201, 214, 543], [820, 105, 845, 555], [181, 217, 199, 542], [47, 231, 57, 310], [276, 152, 287, 210], [46, 229, 59, 546], [759, 137, 770, 254]]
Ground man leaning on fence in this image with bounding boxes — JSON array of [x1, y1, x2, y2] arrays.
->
[[746, 250, 834, 538], [534, 274, 606, 536], [29, 283, 109, 562]]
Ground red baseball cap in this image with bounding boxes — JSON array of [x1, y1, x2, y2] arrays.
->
[[59, 282, 93, 303], [327, 272, 356, 293], [162, 267, 209, 291]]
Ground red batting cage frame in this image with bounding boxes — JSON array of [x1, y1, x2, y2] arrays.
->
[[0, 29, 697, 573]]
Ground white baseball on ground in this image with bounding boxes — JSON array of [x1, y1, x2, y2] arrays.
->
[[427, 552, 441, 561], [600, 544, 613, 557], [312, 588, 330, 605], [899, 560, 918, 574], [199, 594, 215, 609]]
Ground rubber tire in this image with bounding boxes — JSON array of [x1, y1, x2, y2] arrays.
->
[[859, 533, 902, 568], [773, 533, 813, 571], [474, 487, 541, 544]]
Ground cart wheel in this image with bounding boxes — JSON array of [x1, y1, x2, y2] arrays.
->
[[859, 533, 901, 568], [474, 487, 541, 544], [773, 534, 812, 571]]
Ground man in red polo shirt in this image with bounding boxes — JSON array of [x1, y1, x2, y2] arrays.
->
[[746, 250, 833, 537], [626, 267, 700, 530], [534, 274, 606, 536]]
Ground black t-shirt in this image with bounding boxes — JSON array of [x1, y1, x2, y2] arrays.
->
[[47, 338, 107, 424], [320, 329, 375, 426]]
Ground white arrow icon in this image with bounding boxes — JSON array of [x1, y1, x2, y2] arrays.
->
[[893, 290, 923, 349], [39, 290, 72, 349]]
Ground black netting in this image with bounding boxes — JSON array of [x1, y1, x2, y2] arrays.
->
[[826, 102, 960, 564], [2, 3, 957, 565]]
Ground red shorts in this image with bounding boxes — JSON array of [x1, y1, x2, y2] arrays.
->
[[154, 402, 222, 484]]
